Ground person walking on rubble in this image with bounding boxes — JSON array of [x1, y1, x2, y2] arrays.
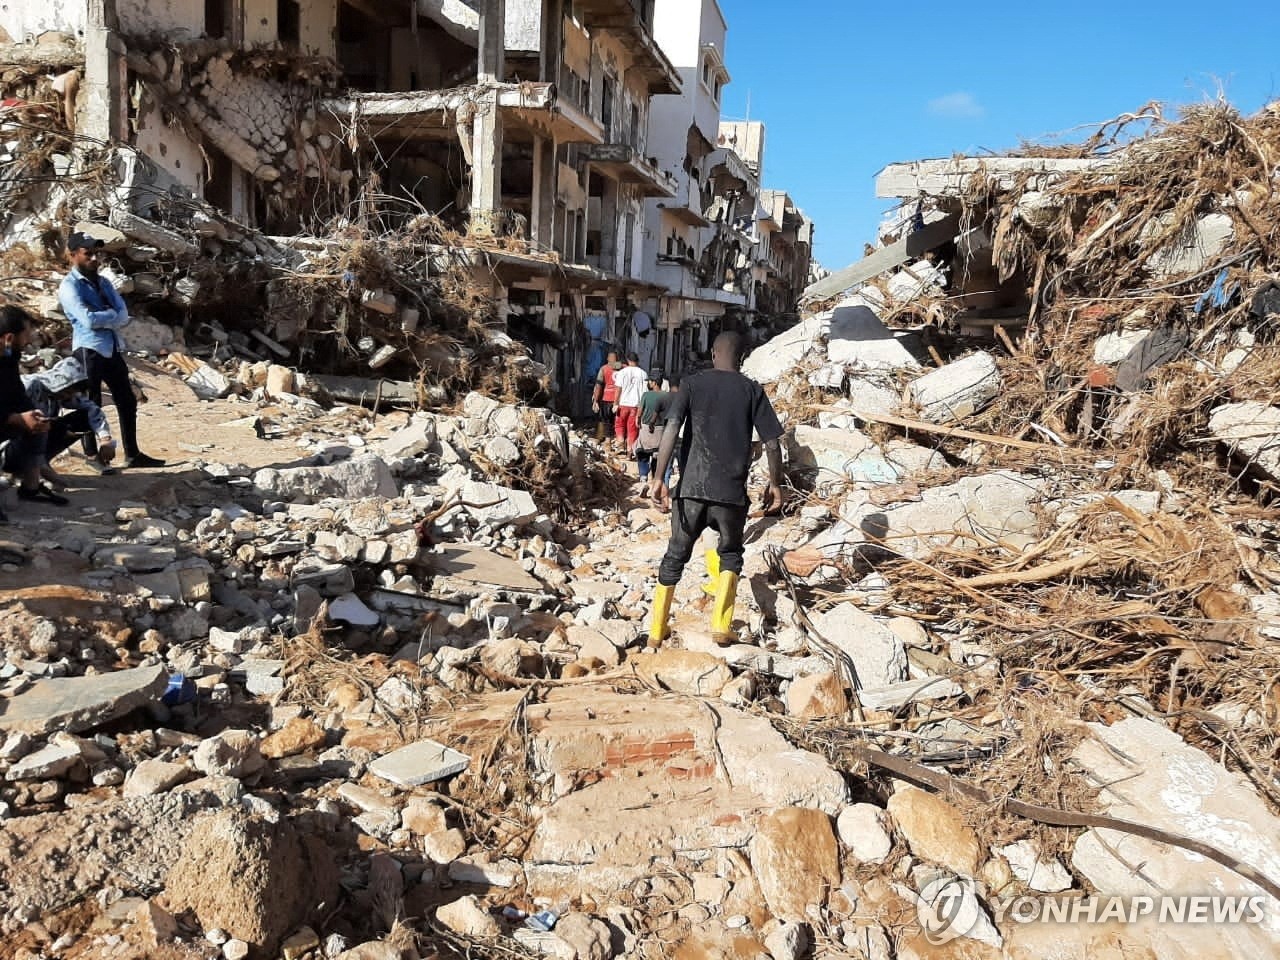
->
[[634, 372, 676, 487], [646, 332, 784, 647], [591, 350, 622, 446], [612, 352, 647, 456], [58, 230, 164, 470]]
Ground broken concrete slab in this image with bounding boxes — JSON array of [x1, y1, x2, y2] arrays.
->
[[787, 425, 941, 485], [367, 739, 470, 787], [1208, 401, 1280, 483], [94, 544, 177, 572], [377, 416, 437, 460], [846, 377, 902, 418], [855, 676, 962, 710], [427, 543, 543, 593], [822, 470, 1044, 561], [0, 664, 169, 735], [811, 603, 907, 688], [328, 593, 381, 628], [253, 456, 398, 504], [1070, 717, 1280, 954], [826, 304, 921, 371], [909, 351, 1001, 423], [1147, 211, 1234, 279], [6, 742, 81, 781], [441, 477, 539, 528], [742, 314, 826, 384]]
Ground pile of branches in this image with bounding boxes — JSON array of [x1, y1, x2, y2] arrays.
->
[[955, 99, 1280, 483]]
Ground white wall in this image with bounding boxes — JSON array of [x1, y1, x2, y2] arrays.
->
[[0, 0, 86, 42], [133, 101, 206, 193], [505, 0, 540, 52]]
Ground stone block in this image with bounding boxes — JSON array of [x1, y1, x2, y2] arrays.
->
[[1209, 401, 1280, 483], [368, 739, 470, 787], [253, 456, 398, 504], [909, 351, 1001, 423], [749, 807, 840, 921]]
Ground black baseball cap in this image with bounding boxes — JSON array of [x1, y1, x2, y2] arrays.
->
[[67, 231, 105, 252]]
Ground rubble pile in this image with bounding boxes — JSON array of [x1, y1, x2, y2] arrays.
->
[[0, 84, 543, 401], [8, 100, 1280, 960]]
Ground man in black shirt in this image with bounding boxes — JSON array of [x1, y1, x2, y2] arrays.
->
[[647, 332, 784, 646], [0, 307, 67, 518]]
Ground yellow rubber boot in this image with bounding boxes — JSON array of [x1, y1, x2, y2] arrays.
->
[[648, 583, 675, 649], [709, 571, 739, 647], [701, 549, 721, 596]]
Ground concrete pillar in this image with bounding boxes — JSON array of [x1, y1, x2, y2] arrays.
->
[[531, 136, 556, 250], [478, 0, 506, 82], [82, 0, 125, 143], [468, 89, 504, 237], [599, 175, 618, 271], [539, 0, 563, 84]]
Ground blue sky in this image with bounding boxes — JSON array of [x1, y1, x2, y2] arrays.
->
[[716, 0, 1280, 272]]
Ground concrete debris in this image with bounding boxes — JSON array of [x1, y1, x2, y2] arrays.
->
[[0, 663, 169, 735], [908, 350, 1002, 423], [5, 72, 1280, 960], [1209, 401, 1280, 483], [368, 739, 470, 787]]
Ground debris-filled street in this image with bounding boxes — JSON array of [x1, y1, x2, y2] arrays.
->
[[6, 1, 1280, 959]]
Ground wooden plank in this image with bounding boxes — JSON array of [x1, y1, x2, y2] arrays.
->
[[815, 404, 1080, 455]]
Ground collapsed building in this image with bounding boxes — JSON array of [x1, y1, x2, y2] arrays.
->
[[0, 0, 813, 415], [2, 97, 1280, 960]]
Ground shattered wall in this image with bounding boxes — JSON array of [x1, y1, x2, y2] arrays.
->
[[0, 0, 87, 43]]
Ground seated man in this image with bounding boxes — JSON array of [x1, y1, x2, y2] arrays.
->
[[0, 306, 62, 516], [22, 356, 117, 486]]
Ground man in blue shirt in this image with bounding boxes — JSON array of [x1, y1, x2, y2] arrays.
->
[[58, 231, 164, 469]]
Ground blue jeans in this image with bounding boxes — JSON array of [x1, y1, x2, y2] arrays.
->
[[636, 449, 672, 484]]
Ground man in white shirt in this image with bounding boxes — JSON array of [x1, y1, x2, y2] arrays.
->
[[612, 352, 647, 454]]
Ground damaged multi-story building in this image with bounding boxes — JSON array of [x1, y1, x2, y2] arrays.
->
[[0, 0, 812, 412]]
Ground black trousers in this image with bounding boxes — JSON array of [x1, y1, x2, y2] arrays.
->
[[76, 348, 138, 457], [597, 399, 615, 425], [47, 409, 91, 462], [0, 425, 39, 475], [658, 497, 748, 586]]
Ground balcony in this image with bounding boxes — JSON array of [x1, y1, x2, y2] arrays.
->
[[581, 143, 676, 197], [323, 82, 604, 145], [573, 0, 679, 95]]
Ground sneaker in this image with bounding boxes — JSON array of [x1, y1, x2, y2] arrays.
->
[[124, 452, 165, 469], [17, 483, 70, 506]]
